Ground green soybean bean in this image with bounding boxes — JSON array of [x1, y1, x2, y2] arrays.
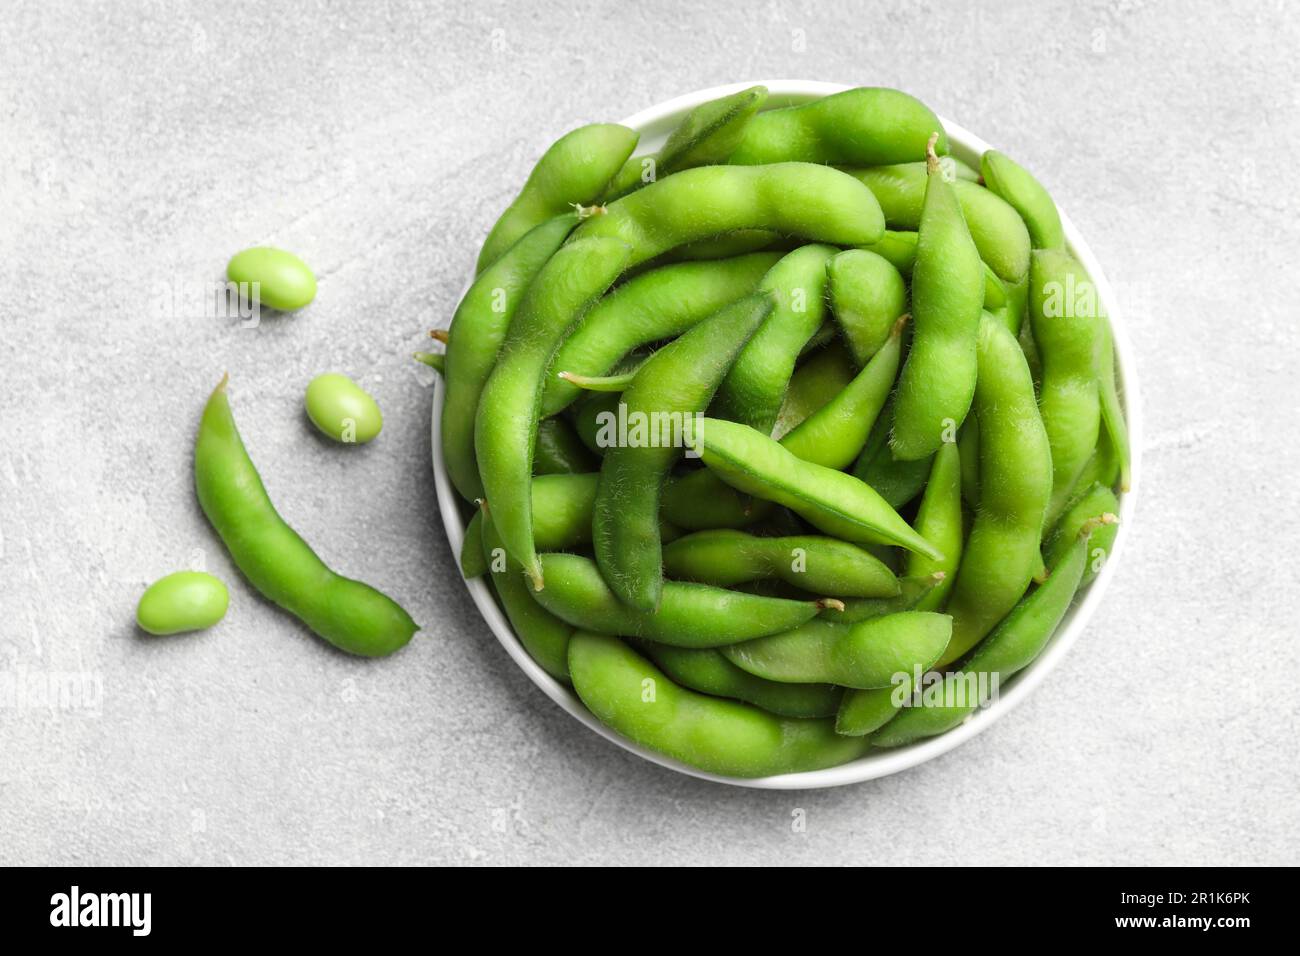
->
[[226, 246, 316, 312], [780, 313, 906, 468], [593, 294, 775, 610], [541, 252, 779, 416], [1043, 483, 1119, 585], [826, 249, 908, 366], [475, 237, 631, 589], [569, 632, 869, 777], [442, 213, 578, 501], [692, 417, 943, 559], [481, 508, 573, 681], [1030, 249, 1104, 528], [640, 642, 841, 719], [662, 529, 898, 598], [872, 519, 1108, 747], [1097, 313, 1132, 491], [136, 571, 229, 636], [533, 553, 831, 648], [604, 86, 768, 199], [980, 150, 1065, 250], [890, 140, 985, 462], [571, 163, 885, 267], [851, 396, 932, 510], [714, 245, 837, 433], [476, 124, 638, 272], [937, 315, 1052, 666], [905, 441, 963, 612], [304, 373, 382, 444], [845, 164, 1031, 284], [728, 87, 947, 166], [195, 378, 417, 657], [723, 612, 951, 689], [533, 416, 598, 475], [835, 572, 945, 623], [860, 229, 918, 276]]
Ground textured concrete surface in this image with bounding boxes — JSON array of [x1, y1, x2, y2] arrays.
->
[[1, 0, 1297, 866]]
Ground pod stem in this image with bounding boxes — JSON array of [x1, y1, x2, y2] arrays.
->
[[429, 328, 450, 345], [891, 312, 911, 338], [817, 598, 846, 612], [413, 351, 445, 373], [573, 203, 606, 220], [925, 132, 941, 175]]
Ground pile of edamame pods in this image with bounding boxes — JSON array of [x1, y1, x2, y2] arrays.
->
[[437, 85, 1128, 778]]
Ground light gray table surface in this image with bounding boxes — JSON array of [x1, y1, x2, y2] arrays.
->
[[2, 0, 1297, 866]]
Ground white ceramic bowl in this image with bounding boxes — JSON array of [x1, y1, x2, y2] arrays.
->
[[430, 80, 1141, 789]]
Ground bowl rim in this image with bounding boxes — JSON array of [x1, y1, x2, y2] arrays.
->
[[429, 79, 1142, 789]]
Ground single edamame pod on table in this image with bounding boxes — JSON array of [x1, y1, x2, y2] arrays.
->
[[476, 124, 638, 273], [714, 244, 837, 433], [592, 293, 775, 610], [475, 237, 631, 590], [226, 246, 316, 312], [825, 248, 908, 366], [533, 553, 833, 648], [604, 85, 768, 199], [194, 377, 418, 657], [662, 529, 898, 598], [937, 315, 1052, 666], [890, 136, 985, 462], [569, 632, 870, 777], [442, 213, 578, 502], [136, 571, 229, 636], [541, 252, 779, 416], [304, 373, 382, 444], [639, 642, 842, 719], [691, 417, 943, 559], [872, 518, 1111, 747], [570, 163, 885, 267], [728, 87, 947, 166], [722, 612, 952, 690], [844, 164, 1031, 284], [1030, 248, 1105, 528], [979, 150, 1065, 251]]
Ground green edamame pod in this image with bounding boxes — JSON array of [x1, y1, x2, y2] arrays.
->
[[729, 87, 947, 166], [640, 642, 841, 719], [772, 342, 856, 438], [993, 272, 1030, 337], [542, 252, 779, 416], [890, 140, 985, 462], [662, 529, 898, 598], [604, 86, 768, 199], [872, 520, 1107, 747], [533, 416, 598, 475], [477, 124, 637, 273], [826, 249, 908, 366], [667, 230, 783, 261], [835, 680, 913, 737], [482, 508, 572, 681], [851, 396, 932, 510], [835, 572, 945, 623], [195, 378, 417, 657], [980, 150, 1065, 250], [443, 213, 578, 501], [860, 229, 918, 276], [571, 163, 885, 267], [569, 390, 620, 457], [569, 632, 870, 777], [534, 553, 830, 648], [460, 509, 488, 578], [957, 416, 980, 508], [593, 294, 775, 610], [845, 165, 1031, 283], [723, 613, 952, 689], [693, 417, 943, 559], [1030, 249, 1104, 528], [136, 571, 229, 636], [937, 315, 1052, 666], [781, 313, 906, 468], [475, 237, 631, 589], [905, 441, 963, 612], [715, 245, 836, 433], [1096, 313, 1132, 492], [1043, 483, 1119, 585]]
